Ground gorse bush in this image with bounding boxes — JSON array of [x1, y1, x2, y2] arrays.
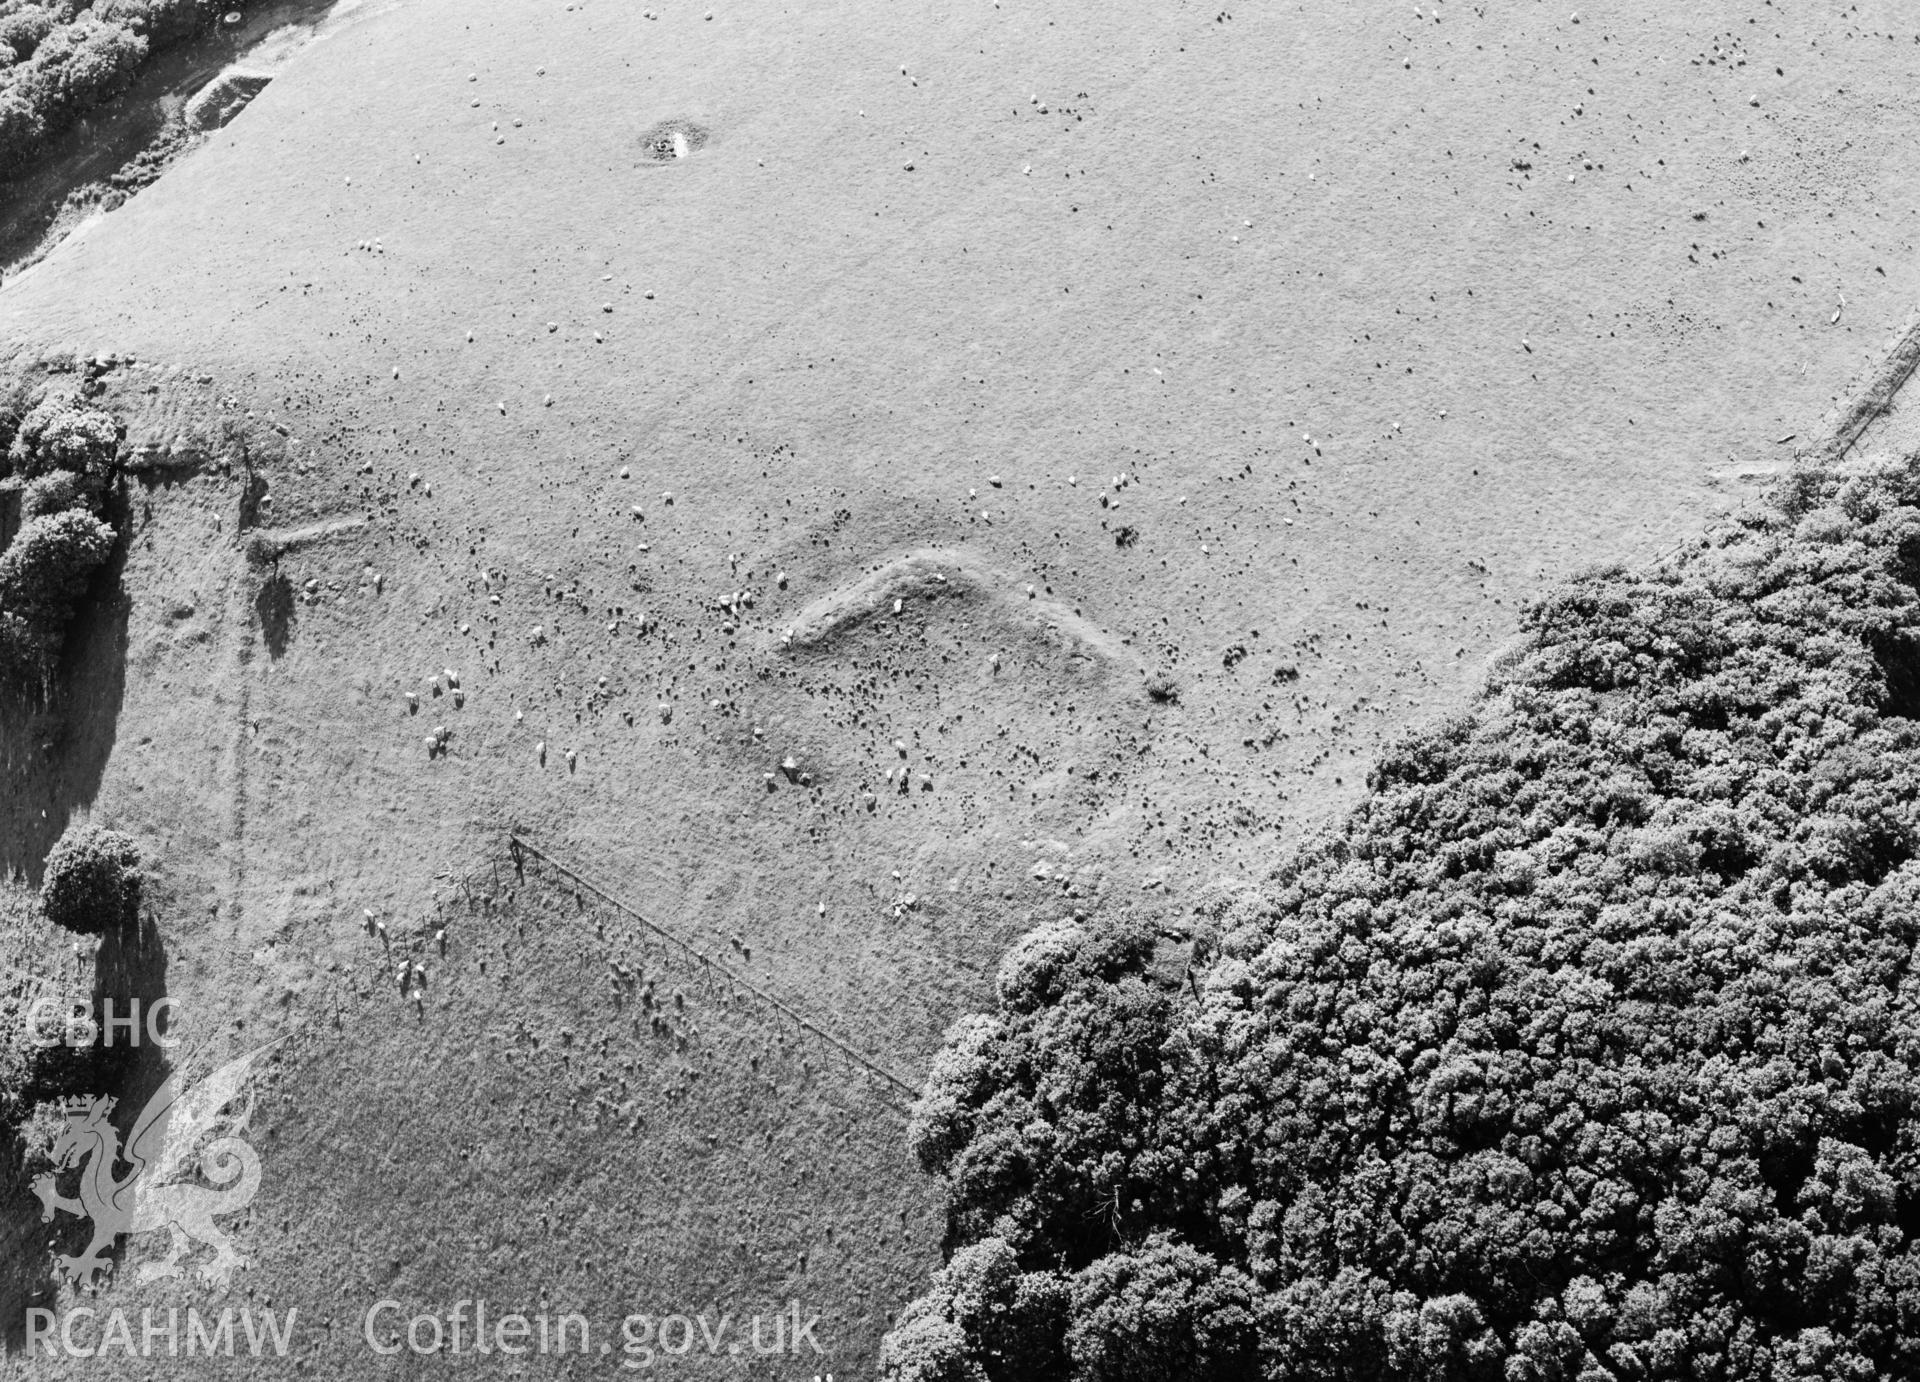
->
[[39, 820, 139, 935], [892, 457, 1920, 1382]]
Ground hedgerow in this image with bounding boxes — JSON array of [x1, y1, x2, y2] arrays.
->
[[892, 457, 1920, 1382]]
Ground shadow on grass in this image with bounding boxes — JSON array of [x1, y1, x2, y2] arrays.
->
[[0, 482, 131, 883], [0, 907, 169, 1350], [255, 569, 293, 660]]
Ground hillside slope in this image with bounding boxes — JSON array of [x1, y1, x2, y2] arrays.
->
[[2, 0, 1919, 1376]]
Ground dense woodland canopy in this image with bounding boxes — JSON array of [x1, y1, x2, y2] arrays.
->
[[886, 456, 1920, 1382], [0, 0, 244, 175]]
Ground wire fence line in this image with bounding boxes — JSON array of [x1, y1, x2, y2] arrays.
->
[[505, 832, 922, 1113], [329, 836, 920, 1117]]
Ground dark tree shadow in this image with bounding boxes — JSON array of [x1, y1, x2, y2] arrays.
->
[[0, 1119, 58, 1353], [0, 908, 168, 1349], [255, 570, 293, 659]]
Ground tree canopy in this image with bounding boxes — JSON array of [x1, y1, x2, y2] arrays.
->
[[39, 819, 139, 936], [888, 458, 1920, 1382], [0, 0, 245, 175]]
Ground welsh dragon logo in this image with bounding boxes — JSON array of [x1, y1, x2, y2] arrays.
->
[[30, 1044, 276, 1291]]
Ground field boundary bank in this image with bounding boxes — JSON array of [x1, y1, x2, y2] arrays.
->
[[1635, 307, 1920, 574], [1823, 308, 1920, 465]]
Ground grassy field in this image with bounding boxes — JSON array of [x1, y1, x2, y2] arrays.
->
[[1, 0, 1919, 1375]]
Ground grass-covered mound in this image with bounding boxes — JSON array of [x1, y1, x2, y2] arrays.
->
[[888, 458, 1920, 1382]]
